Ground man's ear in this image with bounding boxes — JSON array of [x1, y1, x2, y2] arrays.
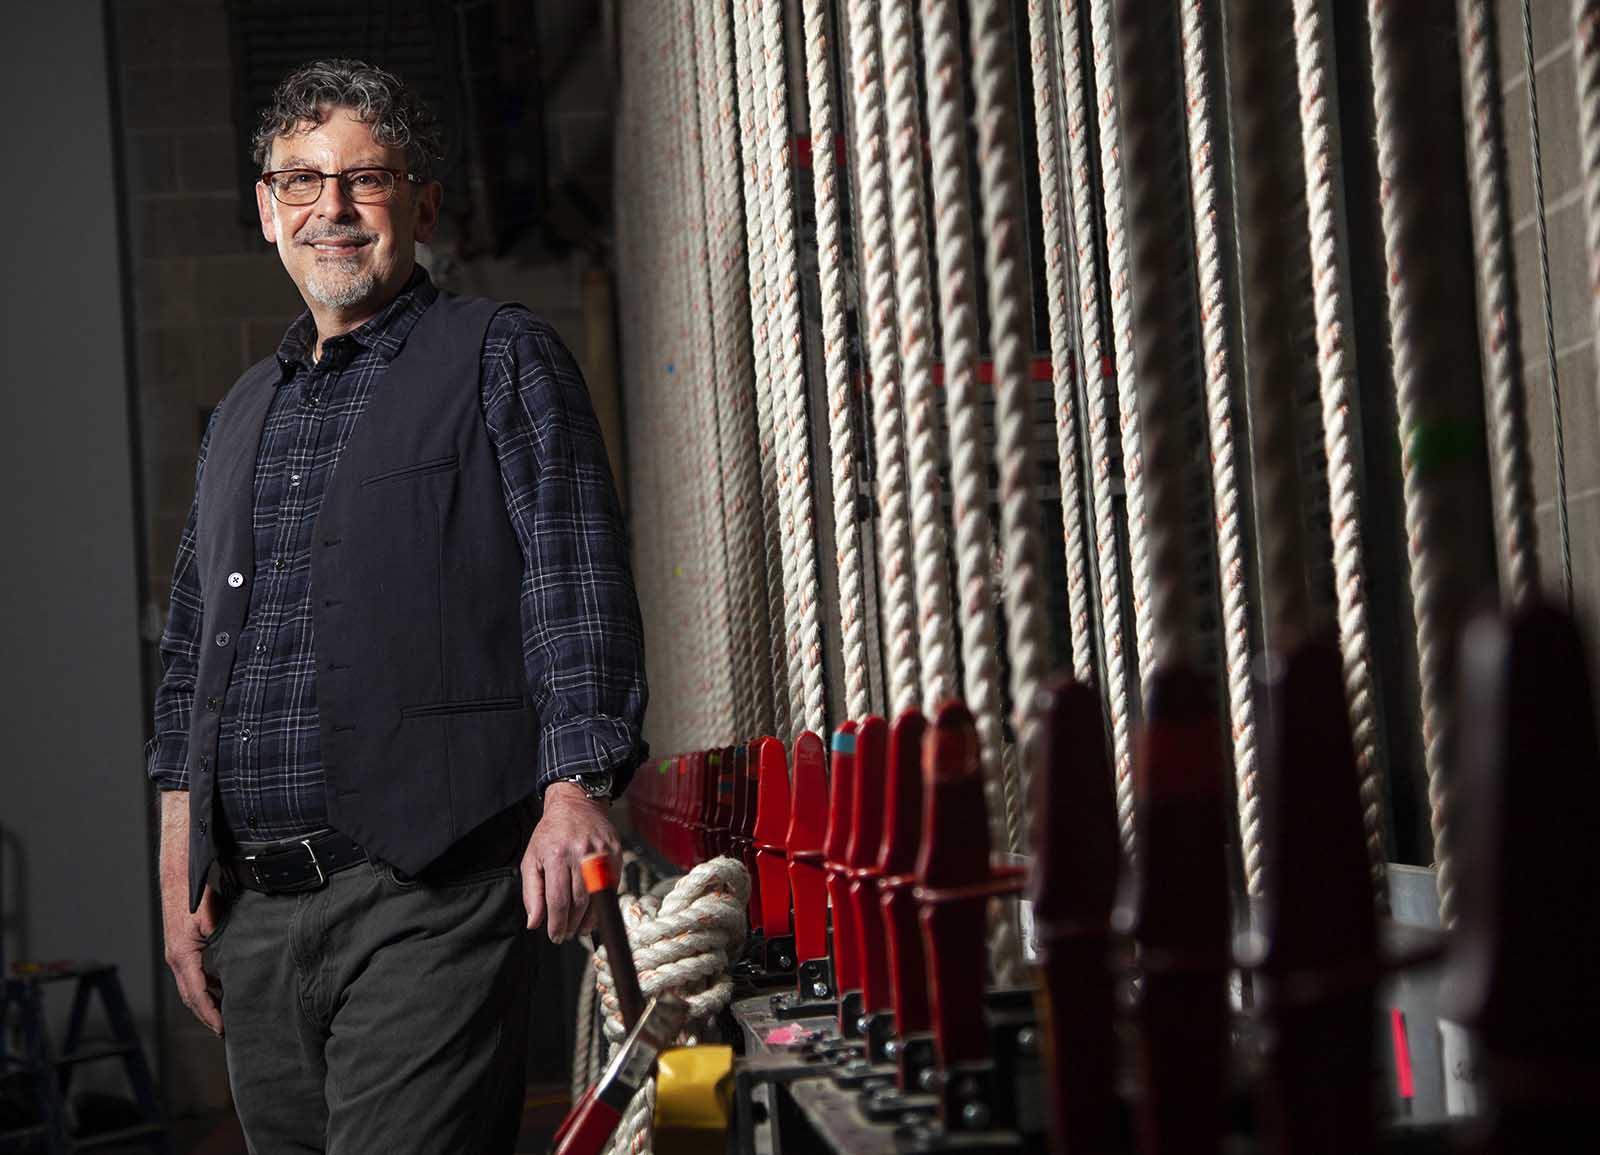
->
[[255, 179, 279, 245], [413, 180, 443, 245]]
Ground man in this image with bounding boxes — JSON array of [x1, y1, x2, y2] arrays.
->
[[146, 59, 648, 1152]]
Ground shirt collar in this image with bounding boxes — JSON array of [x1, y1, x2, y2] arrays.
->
[[274, 264, 438, 373]]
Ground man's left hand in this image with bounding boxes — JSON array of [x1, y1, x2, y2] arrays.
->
[[522, 782, 621, 943]]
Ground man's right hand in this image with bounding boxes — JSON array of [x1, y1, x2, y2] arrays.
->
[[159, 791, 224, 1035]]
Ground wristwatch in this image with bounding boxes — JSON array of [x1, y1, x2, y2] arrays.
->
[[559, 770, 614, 802]]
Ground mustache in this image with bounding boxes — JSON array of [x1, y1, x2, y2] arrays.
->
[[298, 225, 375, 245]]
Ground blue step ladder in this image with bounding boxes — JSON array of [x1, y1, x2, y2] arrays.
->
[[1, 963, 172, 1154]]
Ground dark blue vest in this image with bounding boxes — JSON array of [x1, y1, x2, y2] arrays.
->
[[185, 293, 539, 909]]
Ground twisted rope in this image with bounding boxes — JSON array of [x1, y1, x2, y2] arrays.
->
[[733, 0, 794, 741], [1458, 0, 1539, 607], [844, 0, 922, 718], [701, 0, 772, 740], [1058, 0, 1138, 860], [801, 0, 872, 723], [1089, 0, 1155, 689], [1028, 0, 1095, 685], [1180, 0, 1264, 894], [1292, 0, 1391, 905], [1111, 1, 1193, 673], [880, 0, 960, 713], [971, 0, 1055, 853], [1369, 0, 1497, 927], [677, 0, 737, 744], [756, 0, 830, 738], [1580, 6, 1600, 550], [591, 858, 751, 1155]]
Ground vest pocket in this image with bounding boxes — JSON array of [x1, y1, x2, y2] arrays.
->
[[400, 695, 525, 719], [359, 454, 460, 486]]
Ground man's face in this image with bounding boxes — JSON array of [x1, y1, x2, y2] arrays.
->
[[255, 106, 440, 315]]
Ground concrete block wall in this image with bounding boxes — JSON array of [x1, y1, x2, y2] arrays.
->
[[1496, 0, 1600, 624]]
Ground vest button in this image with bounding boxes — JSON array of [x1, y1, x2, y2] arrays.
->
[[198, 755, 210, 773], [227, 572, 244, 588], [205, 696, 218, 711], [215, 632, 230, 648], [197, 818, 207, 836]]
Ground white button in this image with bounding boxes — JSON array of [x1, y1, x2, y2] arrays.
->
[[228, 572, 244, 588]]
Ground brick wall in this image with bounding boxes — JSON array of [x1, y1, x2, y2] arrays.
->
[[1496, 0, 1600, 622]]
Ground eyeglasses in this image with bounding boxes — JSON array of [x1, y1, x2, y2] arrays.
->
[[260, 166, 423, 206]]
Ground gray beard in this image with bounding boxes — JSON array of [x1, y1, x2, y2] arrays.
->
[[305, 263, 377, 309]]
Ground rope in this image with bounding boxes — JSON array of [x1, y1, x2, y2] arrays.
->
[[756, 0, 830, 738], [1028, 0, 1096, 686], [1523, 0, 1572, 606], [1292, 0, 1391, 906], [1179, 0, 1264, 894], [591, 858, 751, 1155], [801, 0, 872, 723], [1580, 7, 1600, 569], [676, 0, 737, 745], [1458, 0, 1540, 607], [1111, 2, 1194, 673], [700, 0, 773, 740], [733, 0, 794, 741], [1369, 0, 1496, 927], [880, 0, 960, 713], [1058, 0, 1139, 860], [844, 0, 922, 718], [971, 0, 1055, 853], [921, 0, 1012, 865], [1089, 0, 1156, 691]]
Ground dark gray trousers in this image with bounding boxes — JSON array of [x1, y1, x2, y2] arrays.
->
[[201, 850, 534, 1154]]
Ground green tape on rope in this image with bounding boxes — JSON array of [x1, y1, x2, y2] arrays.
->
[[1404, 419, 1481, 476]]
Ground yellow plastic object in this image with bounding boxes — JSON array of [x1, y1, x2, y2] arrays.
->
[[652, 1044, 734, 1153]]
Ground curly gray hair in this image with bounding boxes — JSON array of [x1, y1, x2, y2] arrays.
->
[[251, 58, 443, 179]]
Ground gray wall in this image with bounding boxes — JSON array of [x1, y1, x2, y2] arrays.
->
[[0, 0, 158, 1069]]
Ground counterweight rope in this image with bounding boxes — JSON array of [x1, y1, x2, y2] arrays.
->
[[733, 0, 795, 742], [800, 0, 872, 723], [1058, 0, 1140, 859], [1459, 0, 1540, 608], [1291, 0, 1391, 906], [756, 0, 830, 739], [1179, 0, 1265, 895], [971, 0, 1056, 852], [1026, 0, 1096, 687], [844, 0, 922, 719], [879, 0, 960, 713]]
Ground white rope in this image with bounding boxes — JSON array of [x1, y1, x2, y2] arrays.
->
[[1458, 0, 1538, 606], [1027, 0, 1095, 687], [880, 0, 960, 714], [1369, 0, 1497, 927], [1058, 0, 1139, 860], [757, 0, 829, 738], [1179, 0, 1263, 894], [592, 858, 751, 1155], [1292, 0, 1391, 906], [733, 0, 794, 741], [801, 0, 872, 723], [844, 0, 922, 718], [1089, 0, 1155, 689], [920, 0, 1013, 868], [917, 0, 1026, 986], [971, 0, 1055, 853], [676, 0, 737, 745]]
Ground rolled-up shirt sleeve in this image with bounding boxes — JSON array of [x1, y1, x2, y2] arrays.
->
[[146, 406, 221, 792], [482, 312, 649, 798]]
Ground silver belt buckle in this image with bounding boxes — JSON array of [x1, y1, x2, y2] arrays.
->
[[300, 838, 326, 888]]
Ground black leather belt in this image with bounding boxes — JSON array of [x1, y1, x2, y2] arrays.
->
[[226, 829, 368, 894]]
